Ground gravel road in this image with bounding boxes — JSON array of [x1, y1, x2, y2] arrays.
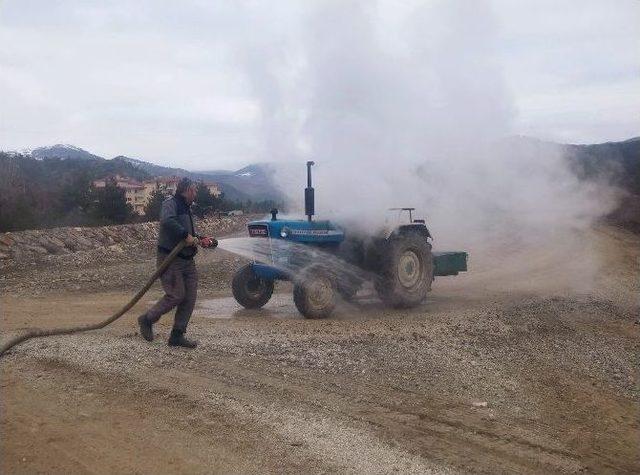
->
[[1, 224, 638, 474]]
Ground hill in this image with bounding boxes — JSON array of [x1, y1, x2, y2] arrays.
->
[[14, 144, 104, 161], [504, 136, 640, 232], [113, 157, 281, 202], [3, 137, 637, 231]]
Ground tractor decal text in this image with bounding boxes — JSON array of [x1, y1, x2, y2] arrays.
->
[[289, 229, 342, 236], [248, 226, 269, 237]]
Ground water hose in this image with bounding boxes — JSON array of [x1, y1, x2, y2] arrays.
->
[[0, 240, 187, 357]]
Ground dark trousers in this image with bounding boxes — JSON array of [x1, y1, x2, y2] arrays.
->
[[145, 253, 198, 332]]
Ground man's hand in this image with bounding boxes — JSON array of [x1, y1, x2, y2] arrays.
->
[[185, 234, 197, 247], [199, 236, 218, 248]]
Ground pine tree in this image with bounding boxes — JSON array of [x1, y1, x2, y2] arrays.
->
[[59, 171, 92, 214], [193, 181, 218, 217], [144, 184, 166, 221], [92, 177, 134, 224]]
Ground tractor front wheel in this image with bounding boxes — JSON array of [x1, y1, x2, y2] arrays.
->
[[293, 265, 336, 319], [232, 264, 274, 309]]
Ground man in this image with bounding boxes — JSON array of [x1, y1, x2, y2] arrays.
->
[[137, 177, 217, 348]]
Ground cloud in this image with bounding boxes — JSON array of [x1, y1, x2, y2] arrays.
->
[[0, 0, 638, 168]]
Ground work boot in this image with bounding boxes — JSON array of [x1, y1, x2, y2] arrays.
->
[[137, 314, 154, 342], [168, 329, 197, 349]]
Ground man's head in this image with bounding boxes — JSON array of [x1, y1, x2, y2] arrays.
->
[[176, 177, 197, 204]]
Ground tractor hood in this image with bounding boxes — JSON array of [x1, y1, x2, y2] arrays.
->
[[247, 219, 345, 244]]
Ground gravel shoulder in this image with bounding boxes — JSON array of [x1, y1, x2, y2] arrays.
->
[[1, 224, 639, 474]]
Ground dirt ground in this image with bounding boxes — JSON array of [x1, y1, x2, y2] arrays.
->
[[1, 224, 638, 474]]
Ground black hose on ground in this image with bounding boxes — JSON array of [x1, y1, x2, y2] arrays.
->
[[0, 240, 187, 357]]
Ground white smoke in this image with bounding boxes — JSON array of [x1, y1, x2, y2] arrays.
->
[[225, 0, 617, 292]]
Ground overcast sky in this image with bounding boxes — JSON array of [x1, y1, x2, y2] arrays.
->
[[0, 0, 638, 170]]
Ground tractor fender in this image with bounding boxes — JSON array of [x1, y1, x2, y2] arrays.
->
[[392, 224, 432, 241]]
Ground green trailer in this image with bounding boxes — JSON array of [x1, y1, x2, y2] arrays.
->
[[433, 251, 468, 276]]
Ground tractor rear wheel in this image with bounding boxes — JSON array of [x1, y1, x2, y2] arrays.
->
[[293, 265, 336, 318], [232, 264, 274, 309], [375, 232, 433, 308]]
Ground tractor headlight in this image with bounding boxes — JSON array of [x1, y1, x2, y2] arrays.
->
[[280, 227, 290, 238]]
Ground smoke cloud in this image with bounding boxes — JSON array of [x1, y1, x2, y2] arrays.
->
[[230, 0, 619, 293]]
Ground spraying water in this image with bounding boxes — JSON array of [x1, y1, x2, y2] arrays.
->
[[217, 237, 371, 293]]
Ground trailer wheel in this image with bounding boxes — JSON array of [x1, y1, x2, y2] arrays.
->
[[232, 264, 274, 309], [293, 265, 336, 318], [375, 232, 433, 308]]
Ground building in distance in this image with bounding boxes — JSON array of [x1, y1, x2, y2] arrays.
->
[[93, 175, 221, 215]]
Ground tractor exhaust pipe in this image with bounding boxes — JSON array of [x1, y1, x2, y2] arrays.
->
[[305, 161, 315, 222]]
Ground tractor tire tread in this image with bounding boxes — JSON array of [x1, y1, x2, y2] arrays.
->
[[232, 264, 274, 309]]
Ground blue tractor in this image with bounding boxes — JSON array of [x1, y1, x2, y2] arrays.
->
[[232, 161, 468, 318]]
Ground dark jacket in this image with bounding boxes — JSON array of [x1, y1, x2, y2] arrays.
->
[[157, 194, 199, 259]]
